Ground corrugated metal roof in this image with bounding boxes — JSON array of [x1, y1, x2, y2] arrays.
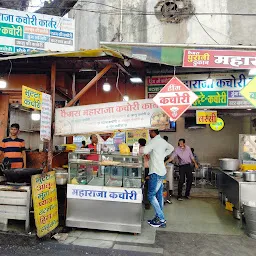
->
[[0, 48, 123, 61]]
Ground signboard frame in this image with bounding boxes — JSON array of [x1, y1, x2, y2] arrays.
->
[[31, 171, 59, 238]]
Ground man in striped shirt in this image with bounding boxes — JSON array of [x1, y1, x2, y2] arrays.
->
[[0, 123, 26, 169]]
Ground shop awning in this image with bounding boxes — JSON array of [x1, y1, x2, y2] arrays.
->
[[0, 48, 123, 61], [100, 42, 256, 67]]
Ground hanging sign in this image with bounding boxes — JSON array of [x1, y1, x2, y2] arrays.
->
[[152, 77, 198, 121], [240, 77, 256, 107], [55, 99, 169, 136], [183, 49, 256, 69], [40, 93, 52, 141], [210, 117, 225, 131], [31, 171, 59, 238], [196, 110, 217, 124], [22, 85, 42, 110]]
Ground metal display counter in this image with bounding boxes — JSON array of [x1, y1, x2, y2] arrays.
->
[[66, 151, 144, 233], [218, 170, 256, 209]]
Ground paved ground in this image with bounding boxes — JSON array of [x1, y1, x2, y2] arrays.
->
[[0, 232, 158, 256], [1, 230, 256, 256], [155, 231, 256, 256], [1, 197, 255, 255]]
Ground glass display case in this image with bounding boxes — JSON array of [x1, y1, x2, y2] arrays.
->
[[68, 151, 144, 188], [66, 150, 144, 234]]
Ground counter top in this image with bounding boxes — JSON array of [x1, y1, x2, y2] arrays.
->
[[220, 169, 256, 184]]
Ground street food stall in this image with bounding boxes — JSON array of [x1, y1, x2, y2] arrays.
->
[[67, 151, 144, 233], [55, 98, 169, 233]]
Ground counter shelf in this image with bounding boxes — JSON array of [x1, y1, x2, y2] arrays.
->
[[66, 152, 145, 233]]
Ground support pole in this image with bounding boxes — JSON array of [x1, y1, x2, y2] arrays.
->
[[47, 61, 56, 172], [66, 64, 112, 107]]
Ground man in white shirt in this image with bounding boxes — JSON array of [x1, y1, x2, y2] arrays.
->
[[142, 129, 174, 228]]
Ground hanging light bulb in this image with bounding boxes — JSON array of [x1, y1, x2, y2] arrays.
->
[[0, 78, 7, 89], [123, 95, 129, 102], [102, 79, 111, 92], [31, 110, 41, 121]]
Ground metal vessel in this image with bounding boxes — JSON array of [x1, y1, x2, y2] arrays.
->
[[219, 158, 240, 171], [243, 171, 256, 182]]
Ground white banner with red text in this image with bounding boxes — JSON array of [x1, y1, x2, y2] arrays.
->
[[54, 99, 169, 136]]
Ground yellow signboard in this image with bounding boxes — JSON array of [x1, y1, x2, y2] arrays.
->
[[22, 85, 42, 110], [240, 77, 256, 107], [126, 129, 148, 146], [210, 117, 225, 132], [31, 171, 59, 238], [196, 110, 217, 124]]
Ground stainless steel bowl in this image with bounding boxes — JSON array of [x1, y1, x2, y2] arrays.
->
[[55, 172, 68, 185], [243, 171, 256, 182], [219, 158, 240, 171]]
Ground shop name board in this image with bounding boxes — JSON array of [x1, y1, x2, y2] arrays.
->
[[40, 93, 52, 141], [196, 111, 217, 124], [146, 73, 253, 109], [55, 99, 169, 136], [67, 184, 142, 204], [31, 171, 59, 238], [153, 76, 198, 121], [193, 91, 227, 107], [22, 86, 42, 110], [0, 8, 74, 53], [183, 49, 256, 69]]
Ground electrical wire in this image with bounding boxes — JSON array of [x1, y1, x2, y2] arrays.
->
[[7, 60, 12, 80], [115, 67, 124, 100], [193, 14, 220, 45], [2, 3, 256, 17], [3, 0, 256, 16]]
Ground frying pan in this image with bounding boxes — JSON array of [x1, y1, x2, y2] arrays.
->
[[0, 165, 43, 183]]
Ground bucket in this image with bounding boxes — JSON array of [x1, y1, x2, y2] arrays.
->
[[243, 204, 256, 239]]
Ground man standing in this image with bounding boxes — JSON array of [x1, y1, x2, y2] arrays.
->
[[165, 139, 198, 201], [0, 123, 26, 168], [86, 134, 99, 171], [143, 129, 174, 228]]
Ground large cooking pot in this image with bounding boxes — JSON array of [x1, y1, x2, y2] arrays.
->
[[2, 168, 43, 183], [219, 158, 240, 171], [243, 171, 256, 182]]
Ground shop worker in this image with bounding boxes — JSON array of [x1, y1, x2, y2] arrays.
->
[[142, 129, 174, 228], [81, 140, 86, 149], [165, 139, 198, 201], [0, 123, 26, 168], [86, 134, 99, 171]]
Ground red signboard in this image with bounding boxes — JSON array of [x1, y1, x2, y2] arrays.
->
[[153, 77, 198, 121], [183, 49, 256, 69]]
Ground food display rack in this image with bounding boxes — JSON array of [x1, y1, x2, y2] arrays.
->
[[66, 151, 144, 233]]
